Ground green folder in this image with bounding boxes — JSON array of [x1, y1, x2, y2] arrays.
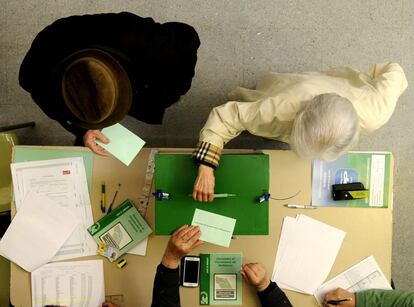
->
[[155, 154, 269, 235], [14, 146, 93, 193]]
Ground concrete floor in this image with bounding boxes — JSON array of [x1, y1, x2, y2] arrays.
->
[[1, 0, 413, 291]]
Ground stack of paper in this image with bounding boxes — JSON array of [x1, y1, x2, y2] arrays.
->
[[31, 260, 105, 307], [314, 256, 392, 305], [11, 157, 96, 261], [272, 214, 346, 294], [0, 192, 79, 272]]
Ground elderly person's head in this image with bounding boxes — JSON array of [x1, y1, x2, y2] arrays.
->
[[290, 93, 359, 161]]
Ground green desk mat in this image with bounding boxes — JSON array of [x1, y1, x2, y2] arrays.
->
[[14, 147, 93, 193], [155, 154, 269, 235]]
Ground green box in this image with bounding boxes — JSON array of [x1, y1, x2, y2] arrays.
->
[[155, 154, 269, 235]]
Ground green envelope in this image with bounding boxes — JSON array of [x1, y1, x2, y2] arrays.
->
[[97, 124, 145, 166]]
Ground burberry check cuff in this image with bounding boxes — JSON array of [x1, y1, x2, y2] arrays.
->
[[192, 141, 222, 169]]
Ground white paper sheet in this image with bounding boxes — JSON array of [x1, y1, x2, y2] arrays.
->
[[314, 256, 392, 305], [271, 216, 302, 292], [31, 259, 105, 307], [11, 157, 96, 260], [0, 192, 79, 272], [272, 214, 346, 294], [127, 237, 149, 256]]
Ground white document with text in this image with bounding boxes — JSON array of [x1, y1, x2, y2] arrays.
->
[[31, 259, 105, 307], [11, 157, 96, 260]]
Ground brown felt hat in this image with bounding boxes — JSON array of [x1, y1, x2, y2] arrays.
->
[[61, 48, 132, 129]]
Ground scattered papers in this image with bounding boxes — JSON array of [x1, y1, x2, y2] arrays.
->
[[191, 208, 236, 248], [127, 237, 149, 256], [11, 157, 96, 260], [0, 192, 78, 272], [97, 123, 146, 166], [314, 256, 392, 305], [272, 214, 346, 294], [31, 259, 105, 307]]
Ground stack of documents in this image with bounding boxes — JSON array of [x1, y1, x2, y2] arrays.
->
[[0, 192, 79, 272], [272, 214, 346, 294], [31, 260, 105, 307], [314, 256, 392, 305], [10, 157, 96, 261]]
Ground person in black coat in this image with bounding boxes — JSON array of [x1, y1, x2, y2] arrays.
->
[[19, 12, 200, 154], [103, 225, 292, 307]]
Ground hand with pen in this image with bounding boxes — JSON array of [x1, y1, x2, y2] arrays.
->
[[323, 288, 355, 306]]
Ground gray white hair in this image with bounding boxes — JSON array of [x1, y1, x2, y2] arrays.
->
[[290, 93, 359, 161]]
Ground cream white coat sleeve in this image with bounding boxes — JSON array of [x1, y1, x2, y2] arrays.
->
[[199, 96, 295, 148], [355, 62, 408, 132], [199, 101, 254, 149]]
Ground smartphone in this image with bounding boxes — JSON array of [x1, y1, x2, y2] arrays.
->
[[180, 256, 200, 287]]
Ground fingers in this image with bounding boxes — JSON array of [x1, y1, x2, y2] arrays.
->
[[89, 142, 110, 156], [191, 240, 204, 249], [186, 227, 202, 245], [83, 130, 110, 156], [178, 225, 197, 238], [243, 263, 258, 279], [193, 165, 215, 202], [174, 225, 190, 237], [94, 131, 109, 144]]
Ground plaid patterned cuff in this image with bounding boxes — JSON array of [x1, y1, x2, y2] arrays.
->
[[192, 141, 222, 169]]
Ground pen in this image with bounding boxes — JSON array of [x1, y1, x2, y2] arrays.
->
[[107, 183, 121, 214], [188, 193, 237, 198], [284, 204, 317, 209], [100, 183, 106, 213], [326, 298, 353, 305]]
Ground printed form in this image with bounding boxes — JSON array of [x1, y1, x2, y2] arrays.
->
[[31, 260, 105, 307], [11, 157, 96, 260], [314, 256, 392, 305]]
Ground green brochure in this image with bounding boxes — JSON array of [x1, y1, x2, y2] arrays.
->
[[97, 123, 145, 166], [312, 151, 392, 207], [87, 199, 152, 261], [200, 253, 242, 305]]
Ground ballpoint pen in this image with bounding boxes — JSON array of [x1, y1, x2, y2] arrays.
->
[[100, 183, 106, 213], [188, 193, 237, 198], [107, 183, 121, 214], [326, 298, 353, 305], [284, 204, 317, 209]]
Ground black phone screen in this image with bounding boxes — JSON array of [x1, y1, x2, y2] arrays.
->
[[184, 259, 199, 283]]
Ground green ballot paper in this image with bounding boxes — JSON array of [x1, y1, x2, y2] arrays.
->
[[200, 253, 242, 305], [87, 199, 152, 261]]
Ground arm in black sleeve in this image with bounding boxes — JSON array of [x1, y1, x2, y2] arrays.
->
[[151, 263, 181, 307], [257, 281, 292, 307]]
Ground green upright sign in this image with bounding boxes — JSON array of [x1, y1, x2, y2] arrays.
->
[[155, 154, 269, 235]]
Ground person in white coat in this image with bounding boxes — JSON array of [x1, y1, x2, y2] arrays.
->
[[192, 63, 407, 202]]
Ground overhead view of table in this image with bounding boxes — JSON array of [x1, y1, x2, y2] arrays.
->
[[10, 146, 393, 307]]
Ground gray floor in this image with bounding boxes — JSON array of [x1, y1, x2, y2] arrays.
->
[[1, 0, 413, 290]]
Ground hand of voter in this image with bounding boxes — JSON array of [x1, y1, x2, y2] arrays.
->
[[193, 164, 215, 202], [83, 129, 110, 156], [102, 301, 120, 307], [323, 288, 355, 307], [240, 262, 271, 292], [162, 225, 204, 269]]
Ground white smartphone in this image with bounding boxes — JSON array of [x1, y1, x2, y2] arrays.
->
[[180, 256, 200, 287]]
